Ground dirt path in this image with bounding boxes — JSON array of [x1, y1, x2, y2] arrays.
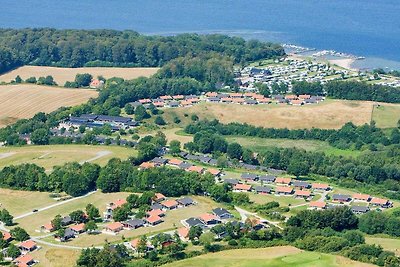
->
[[79, 151, 112, 164]]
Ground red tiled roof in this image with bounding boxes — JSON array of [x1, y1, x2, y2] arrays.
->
[[312, 183, 329, 190], [207, 168, 221, 176], [147, 209, 165, 217], [285, 95, 297, 100], [177, 227, 189, 239], [309, 201, 326, 208], [140, 161, 155, 169], [353, 193, 370, 201], [106, 222, 124, 231], [199, 213, 219, 222], [370, 197, 389, 205], [153, 101, 165, 107], [168, 158, 183, 165], [291, 100, 303, 105], [19, 240, 37, 250], [111, 199, 127, 210], [2, 231, 11, 240], [234, 184, 252, 191], [275, 177, 292, 184], [221, 97, 232, 102], [154, 193, 166, 201], [180, 100, 191, 106], [276, 186, 293, 193], [160, 95, 172, 100], [295, 190, 311, 197], [206, 92, 218, 97], [172, 95, 184, 99], [14, 254, 34, 264], [139, 99, 151, 103], [146, 215, 162, 224], [188, 165, 204, 173], [70, 223, 85, 232], [161, 199, 179, 208], [299, 94, 311, 99]]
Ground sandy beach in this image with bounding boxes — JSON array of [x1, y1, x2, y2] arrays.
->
[[329, 58, 357, 71]]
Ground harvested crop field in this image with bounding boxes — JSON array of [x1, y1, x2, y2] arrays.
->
[[0, 84, 98, 127], [0, 66, 159, 85], [164, 99, 374, 129]]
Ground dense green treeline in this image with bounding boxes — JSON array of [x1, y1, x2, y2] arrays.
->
[[0, 28, 284, 74], [185, 120, 400, 150]]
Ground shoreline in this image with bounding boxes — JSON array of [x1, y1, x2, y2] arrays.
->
[[328, 58, 357, 71]]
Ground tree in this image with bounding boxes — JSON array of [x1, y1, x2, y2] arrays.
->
[[124, 103, 134, 115], [359, 211, 387, 234], [15, 75, 22, 83], [86, 204, 100, 221], [154, 116, 166, 125], [199, 232, 215, 245], [217, 155, 228, 168], [287, 159, 310, 177], [126, 194, 139, 208], [7, 244, 21, 259], [343, 230, 365, 246], [25, 76, 37, 83], [84, 220, 98, 233], [77, 247, 100, 266], [75, 73, 93, 87], [0, 209, 13, 226], [385, 216, 400, 237], [31, 128, 50, 145], [227, 142, 243, 159], [112, 204, 131, 222], [169, 140, 181, 155], [135, 105, 150, 121], [191, 114, 199, 121], [188, 226, 203, 241], [51, 215, 63, 230], [10, 227, 30, 241], [70, 210, 86, 223]]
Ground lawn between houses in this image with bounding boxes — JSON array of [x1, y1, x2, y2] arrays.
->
[[163, 246, 375, 267], [0, 144, 136, 171]]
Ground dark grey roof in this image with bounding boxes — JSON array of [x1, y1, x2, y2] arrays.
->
[[169, 101, 180, 106], [80, 114, 99, 120], [62, 228, 75, 239], [305, 99, 317, 104], [178, 162, 193, 169], [245, 99, 258, 105], [151, 203, 163, 210], [255, 186, 272, 193], [198, 156, 212, 163], [241, 173, 258, 180], [241, 164, 258, 170], [332, 194, 351, 201], [177, 197, 194, 206], [212, 208, 231, 217], [230, 221, 245, 229], [351, 206, 370, 213], [129, 101, 143, 107], [61, 216, 72, 225], [209, 159, 218, 165], [185, 217, 205, 228], [151, 157, 168, 165], [272, 94, 284, 100], [124, 219, 145, 228], [224, 179, 239, 185], [292, 181, 311, 188], [186, 154, 200, 161], [259, 175, 276, 182], [208, 97, 221, 102], [179, 152, 188, 158]]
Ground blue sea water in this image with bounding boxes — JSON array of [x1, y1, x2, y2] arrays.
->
[[1, 0, 400, 70]]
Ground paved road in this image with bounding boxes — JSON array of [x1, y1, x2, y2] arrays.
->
[[234, 206, 283, 230], [80, 151, 111, 164], [14, 190, 97, 220]]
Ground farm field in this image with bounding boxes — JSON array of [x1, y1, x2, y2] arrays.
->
[[0, 84, 98, 127], [366, 237, 400, 256], [0, 66, 159, 85], [0, 188, 57, 216], [163, 99, 374, 129], [372, 104, 400, 128], [163, 246, 374, 267], [30, 247, 80, 267], [0, 144, 136, 170]]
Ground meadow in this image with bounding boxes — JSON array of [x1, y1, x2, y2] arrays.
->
[[163, 246, 374, 267], [0, 66, 159, 85], [0, 144, 136, 171], [365, 236, 400, 256], [372, 104, 400, 128], [0, 84, 98, 127]]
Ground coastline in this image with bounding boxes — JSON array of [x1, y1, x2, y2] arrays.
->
[[328, 58, 357, 71]]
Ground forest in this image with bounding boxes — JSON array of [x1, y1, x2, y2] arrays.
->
[[0, 28, 284, 74]]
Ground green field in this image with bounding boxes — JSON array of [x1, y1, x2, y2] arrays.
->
[[0, 144, 136, 170], [366, 236, 400, 256], [226, 136, 362, 157], [372, 104, 400, 128], [163, 246, 374, 267]]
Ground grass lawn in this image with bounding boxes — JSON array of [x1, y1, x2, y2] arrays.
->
[[248, 193, 305, 207], [39, 196, 222, 247], [163, 246, 374, 267], [0, 188, 57, 216], [366, 236, 400, 256], [226, 136, 362, 158], [15, 191, 130, 235], [372, 104, 400, 128], [30, 246, 80, 267], [0, 144, 136, 170]]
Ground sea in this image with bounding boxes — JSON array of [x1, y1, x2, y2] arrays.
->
[[1, 0, 400, 70]]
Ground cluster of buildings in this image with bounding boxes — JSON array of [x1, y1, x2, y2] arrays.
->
[[102, 194, 196, 235], [0, 234, 40, 267], [60, 114, 139, 132], [40, 215, 88, 243]]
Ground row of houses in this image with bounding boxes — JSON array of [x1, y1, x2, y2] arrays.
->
[[60, 114, 139, 132]]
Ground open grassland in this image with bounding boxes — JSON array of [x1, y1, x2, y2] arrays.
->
[[0, 145, 136, 171], [0, 84, 98, 127], [15, 191, 131, 235], [163, 246, 374, 267], [0, 66, 159, 85], [163, 100, 374, 129], [0, 188, 57, 216], [226, 136, 362, 157], [30, 247, 80, 267], [372, 104, 400, 128], [248, 192, 305, 207], [366, 236, 400, 256]]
